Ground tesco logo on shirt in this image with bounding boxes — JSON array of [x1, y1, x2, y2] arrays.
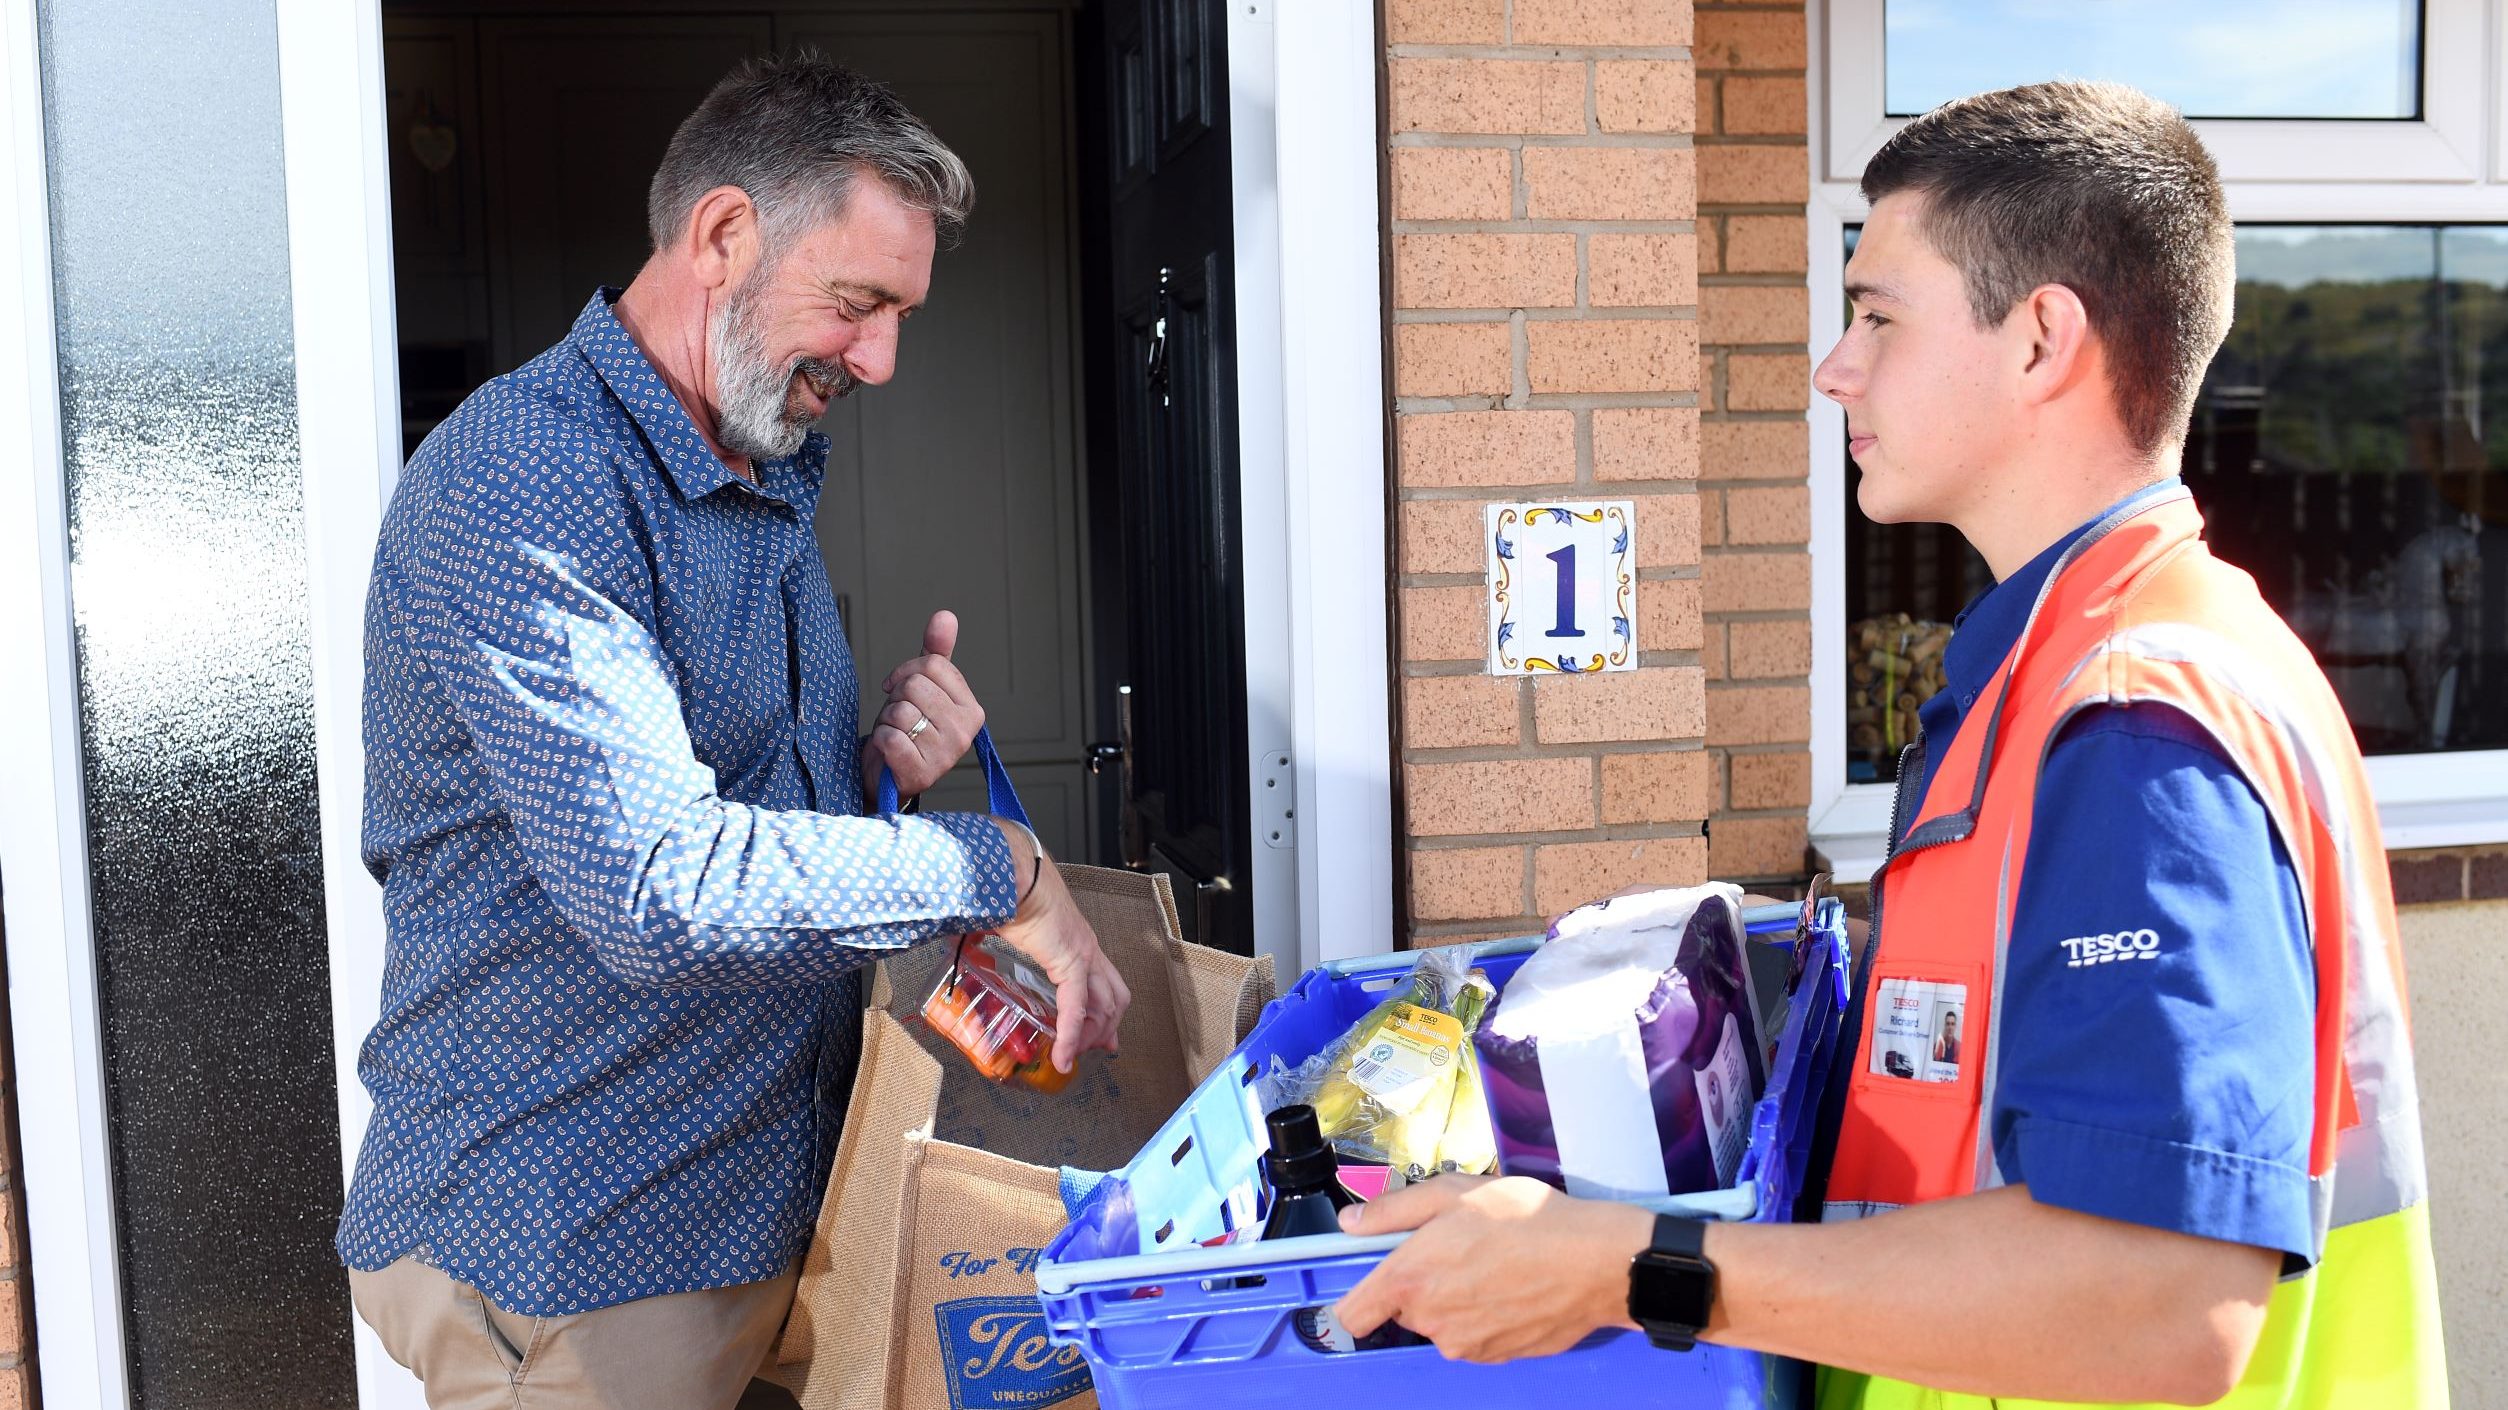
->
[[2059, 928, 2162, 969]]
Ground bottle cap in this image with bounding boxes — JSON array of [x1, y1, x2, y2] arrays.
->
[[1264, 1103, 1339, 1192]]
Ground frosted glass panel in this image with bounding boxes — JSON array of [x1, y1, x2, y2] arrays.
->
[[39, 1, 356, 1405], [1885, 0, 2421, 121]]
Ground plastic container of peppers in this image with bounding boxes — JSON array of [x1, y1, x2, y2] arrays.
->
[[919, 932, 1075, 1094]]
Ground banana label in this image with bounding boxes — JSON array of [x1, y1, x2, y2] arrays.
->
[[1344, 1004, 1465, 1114]]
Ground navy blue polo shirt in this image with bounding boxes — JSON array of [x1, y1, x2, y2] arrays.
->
[[1890, 480, 2318, 1261]]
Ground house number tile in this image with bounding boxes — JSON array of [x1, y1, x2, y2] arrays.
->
[[1485, 500, 1636, 676]]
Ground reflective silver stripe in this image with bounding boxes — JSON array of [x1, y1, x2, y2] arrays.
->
[[1974, 837, 2014, 1192], [2054, 622, 2430, 1237], [2332, 1101, 2427, 1230], [1821, 1199, 1902, 1223]]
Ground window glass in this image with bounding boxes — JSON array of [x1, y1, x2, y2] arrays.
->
[[39, 0, 356, 1402], [2188, 225, 2508, 756], [1884, 0, 2421, 121], [1842, 224, 2508, 784]]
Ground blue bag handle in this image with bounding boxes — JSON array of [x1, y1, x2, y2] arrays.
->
[[876, 724, 1032, 828]]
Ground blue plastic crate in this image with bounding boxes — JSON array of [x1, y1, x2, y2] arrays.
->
[[1038, 900, 1851, 1410]]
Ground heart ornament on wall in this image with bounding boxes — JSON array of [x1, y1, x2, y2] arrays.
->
[[409, 117, 457, 174]]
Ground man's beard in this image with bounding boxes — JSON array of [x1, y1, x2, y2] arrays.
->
[[708, 269, 856, 461]]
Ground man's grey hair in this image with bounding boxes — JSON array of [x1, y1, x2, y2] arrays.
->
[[647, 51, 975, 258]]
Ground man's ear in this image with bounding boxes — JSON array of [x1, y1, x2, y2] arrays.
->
[[683, 185, 761, 294], [2015, 281, 2096, 407]]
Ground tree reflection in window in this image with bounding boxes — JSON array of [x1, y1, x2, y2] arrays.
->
[[2189, 226, 2505, 755], [1842, 224, 2508, 782]]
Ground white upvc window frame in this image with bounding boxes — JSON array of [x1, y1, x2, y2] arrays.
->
[[1810, 0, 2508, 881], [1823, 0, 2491, 188]]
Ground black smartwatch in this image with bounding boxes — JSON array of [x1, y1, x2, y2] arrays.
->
[[1628, 1214, 1717, 1352]]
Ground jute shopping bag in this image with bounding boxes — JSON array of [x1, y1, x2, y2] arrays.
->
[[770, 858, 1274, 1410]]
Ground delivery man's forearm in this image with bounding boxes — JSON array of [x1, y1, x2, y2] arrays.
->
[[1702, 1184, 2278, 1404]]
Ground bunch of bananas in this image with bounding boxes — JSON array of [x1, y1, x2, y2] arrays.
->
[[1311, 965, 1498, 1180]]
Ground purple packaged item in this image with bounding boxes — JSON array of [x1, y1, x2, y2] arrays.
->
[[1474, 883, 1764, 1200]]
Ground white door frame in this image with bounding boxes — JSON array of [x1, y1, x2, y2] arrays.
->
[[0, 0, 132, 1404], [270, 0, 415, 1403], [0, 0, 1395, 1399], [1229, 0, 1398, 973]]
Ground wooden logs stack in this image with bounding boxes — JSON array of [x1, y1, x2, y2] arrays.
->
[[1848, 614, 1952, 766]]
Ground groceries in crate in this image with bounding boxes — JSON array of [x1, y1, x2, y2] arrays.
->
[[1261, 947, 1500, 1181], [1476, 883, 1766, 1200], [1259, 1103, 1428, 1352], [1258, 1104, 1360, 1239], [918, 933, 1076, 1093], [1848, 613, 1952, 771]]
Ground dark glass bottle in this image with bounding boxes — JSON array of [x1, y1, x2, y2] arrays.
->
[[1260, 1104, 1357, 1240], [1261, 1104, 1425, 1353]]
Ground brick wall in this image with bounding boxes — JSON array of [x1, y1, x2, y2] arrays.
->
[[2390, 846, 2508, 907], [1693, 2, 1812, 882], [0, 910, 37, 1409], [1385, 0, 1711, 945]]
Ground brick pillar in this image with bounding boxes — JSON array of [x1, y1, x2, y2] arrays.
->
[[1385, 0, 1708, 946], [0, 908, 38, 1409], [1694, 2, 1812, 882]]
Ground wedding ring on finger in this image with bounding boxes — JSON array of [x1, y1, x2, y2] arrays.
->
[[906, 713, 932, 741]]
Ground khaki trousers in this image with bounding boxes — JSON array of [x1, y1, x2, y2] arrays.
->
[[349, 1257, 800, 1410]]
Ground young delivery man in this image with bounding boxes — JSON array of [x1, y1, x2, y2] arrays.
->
[[1334, 81, 2448, 1408]]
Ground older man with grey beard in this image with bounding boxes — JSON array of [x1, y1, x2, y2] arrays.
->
[[338, 53, 1130, 1410]]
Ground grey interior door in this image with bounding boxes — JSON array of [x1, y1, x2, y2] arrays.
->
[[399, 8, 1095, 858], [478, 16, 774, 367], [790, 13, 1093, 858], [1082, 0, 1251, 951]]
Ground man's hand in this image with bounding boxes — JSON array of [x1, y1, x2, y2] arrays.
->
[[989, 826, 1132, 1073], [1335, 1175, 1652, 1363], [863, 610, 984, 802]]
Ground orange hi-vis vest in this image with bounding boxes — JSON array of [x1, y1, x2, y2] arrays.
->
[[1820, 490, 2445, 1408]]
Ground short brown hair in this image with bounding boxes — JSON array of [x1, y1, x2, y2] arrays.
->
[[1862, 80, 2233, 454]]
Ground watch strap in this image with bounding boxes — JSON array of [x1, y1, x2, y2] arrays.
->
[[1630, 1214, 1714, 1353]]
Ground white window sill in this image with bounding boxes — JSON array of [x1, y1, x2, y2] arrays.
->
[[1810, 751, 2508, 885]]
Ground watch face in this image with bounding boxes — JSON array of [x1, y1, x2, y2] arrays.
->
[[1631, 1252, 1716, 1331]]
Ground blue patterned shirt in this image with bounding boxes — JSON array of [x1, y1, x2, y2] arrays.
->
[[338, 290, 1021, 1315]]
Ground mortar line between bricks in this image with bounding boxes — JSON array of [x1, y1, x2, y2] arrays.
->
[[1392, 220, 1700, 233], [1398, 393, 1703, 411], [1509, 310, 1530, 405], [1396, 307, 1701, 323], [1405, 483, 1701, 501], [1390, 131, 1702, 150], [1522, 392, 1706, 409], [1408, 824, 1709, 847], [1390, 133, 1530, 151], [1401, 660, 1489, 678], [1389, 44, 1698, 61]]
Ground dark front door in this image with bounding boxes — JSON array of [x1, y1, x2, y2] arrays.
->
[[1079, 0, 1250, 953]]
